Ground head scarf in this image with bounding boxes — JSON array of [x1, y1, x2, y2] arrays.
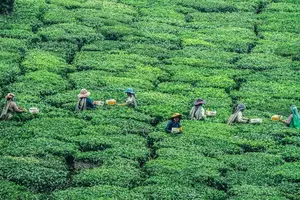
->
[[290, 105, 300, 129]]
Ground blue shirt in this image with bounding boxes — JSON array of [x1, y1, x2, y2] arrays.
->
[[77, 97, 95, 110], [165, 120, 181, 133]]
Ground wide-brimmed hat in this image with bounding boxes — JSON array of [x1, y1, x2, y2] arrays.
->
[[194, 98, 206, 106], [170, 113, 182, 119], [125, 88, 135, 94], [5, 93, 15, 99], [78, 89, 90, 98]]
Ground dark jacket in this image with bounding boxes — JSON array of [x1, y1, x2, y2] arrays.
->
[[165, 120, 181, 133]]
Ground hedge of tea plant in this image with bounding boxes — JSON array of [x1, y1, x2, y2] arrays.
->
[[0, 0, 300, 199]]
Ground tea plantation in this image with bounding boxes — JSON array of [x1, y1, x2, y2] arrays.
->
[[1, 0, 300, 199]]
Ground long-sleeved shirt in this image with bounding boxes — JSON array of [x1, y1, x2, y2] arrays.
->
[[165, 120, 181, 133], [236, 111, 249, 123], [286, 114, 293, 126], [8, 101, 23, 113], [126, 95, 137, 108], [76, 97, 95, 111], [190, 106, 206, 120]]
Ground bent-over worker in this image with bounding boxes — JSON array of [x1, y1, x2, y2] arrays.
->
[[165, 113, 182, 133], [227, 104, 249, 125], [124, 88, 137, 108], [0, 93, 25, 120], [282, 105, 300, 129], [190, 98, 206, 120], [75, 89, 96, 111]]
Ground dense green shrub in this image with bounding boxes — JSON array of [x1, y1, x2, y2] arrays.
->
[[69, 70, 154, 91], [23, 117, 90, 139], [236, 53, 295, 70], [219, 153, 284, 186], [271, 162, 300, 182], [0, 37, 27, 52], [43, 5, 76, 24], [38, 23, 103, 43], [9, 70, 69, 96], [69, 133, 149, 161], [186, 12, 255, 29], [82, 40, 133, 51], [73, 158, 143, 188], [22, 50, 72, 73], [257, 12, 300, 33], [0, 51, 22, 64], [0, 63, 20, 86], [0, 137, 78, 157], [265, 2, 300, 12], [100, 25, 140, 40], [74, 51, 159, 71], [134, 183, 226, 200], [32, 41, 78, 61], [0, 156, 68, 192], [0, 179, 39, 200], [52, 185, 145, 199], [228, 184, 286, 200]]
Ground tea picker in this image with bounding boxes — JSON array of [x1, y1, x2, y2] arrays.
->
[[190, 98, 216, 120], [75, 89, 96, 111], [0, 93, 26, 120], [165, 113, 182, 134], [279, 105, 300, 129], [227, 104, 262, 125], [118, 88, 137, 108]]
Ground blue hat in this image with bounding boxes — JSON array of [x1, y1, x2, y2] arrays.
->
[[125, 88, 135, 94]]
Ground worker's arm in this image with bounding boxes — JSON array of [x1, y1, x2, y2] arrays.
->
[[237, 112, 249, 123], [10, 102, 24, 112], [282, 114, 293, 125], [86, 98, 96, 109]]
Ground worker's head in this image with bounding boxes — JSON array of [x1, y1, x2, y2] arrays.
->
[[125, 88, 135, 96], [5, 93, 15, 100], [236, 104, 246, 112], [194, 98, 206, 107], [291, 105, 298, 114], [170, 113, 182, 122], [78, 89, 90, 98]]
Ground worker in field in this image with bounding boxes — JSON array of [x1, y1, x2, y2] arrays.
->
[[75, 89, 96, 111], [124, 88, 137, 108], [0, 93, 25, 120], [165, 113, 182, 134], [190, 98, 206, 120], [281, 105, 300, 129], [227, 104, 250, 125]]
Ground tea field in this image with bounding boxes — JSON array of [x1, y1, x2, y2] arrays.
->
[[1, 0, 300, 199]]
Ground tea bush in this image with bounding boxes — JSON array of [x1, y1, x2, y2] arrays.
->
[[73, 158, 143, 188], [257, 12, 300, 33], [0, 156, 68, 192], [52, 185, 145, 199], [38, 23, 103, 43], [0, 63, 21, 86], [0, 179, 39, 200], [228, 184, 287, 200], [1, 0, 300, 198], [22, 50, 71, 74], [31, 41, 78, 61], [9, 70, 69, 96], [74, 51, 159, 71]]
